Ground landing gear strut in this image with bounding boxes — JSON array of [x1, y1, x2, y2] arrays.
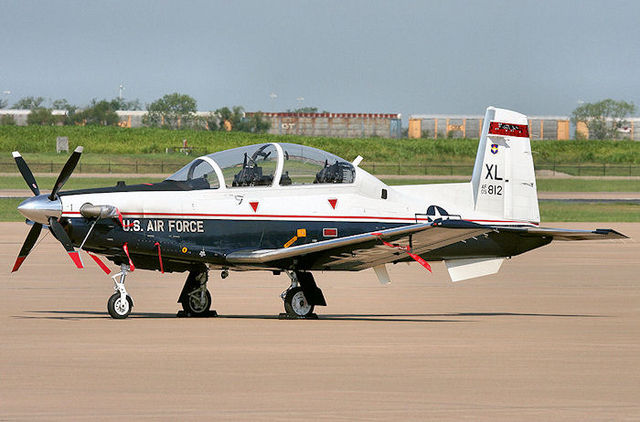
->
[[178, 268, 216, 317], [107, 264, 134, 319], [280, 271, 326, 319]]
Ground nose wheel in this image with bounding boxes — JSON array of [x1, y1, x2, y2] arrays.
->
[[107, 292, 133, 319], [107, 264, 134, 319]]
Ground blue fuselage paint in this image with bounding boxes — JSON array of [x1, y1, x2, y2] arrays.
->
[[66, 216, 551, 273]]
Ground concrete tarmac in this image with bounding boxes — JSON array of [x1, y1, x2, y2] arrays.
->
[[1, 222, 638, 421]]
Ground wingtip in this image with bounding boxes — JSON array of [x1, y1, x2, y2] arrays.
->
[[74, 146, 84, 154], [12, 151, 21, 158]]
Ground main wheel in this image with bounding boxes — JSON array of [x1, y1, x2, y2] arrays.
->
[[107, 293, 133, 319], [182, 289, 212, 316], [284, 287, 314, 317]]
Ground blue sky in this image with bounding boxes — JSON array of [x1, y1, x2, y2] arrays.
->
[[1, 0, 638, 118]]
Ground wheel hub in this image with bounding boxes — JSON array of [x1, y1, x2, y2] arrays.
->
[[291, 291, 312, 315], [114, 297, 129, 315]]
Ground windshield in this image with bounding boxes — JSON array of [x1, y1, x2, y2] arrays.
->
[[165, 143, 356, 189], [165, 159, 219, 189]]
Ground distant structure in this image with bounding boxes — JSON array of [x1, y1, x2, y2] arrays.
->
[[2, 109, 638, 140], [246, 112, 403, 139], [0, 109, 67, 126], [409, 114, 573, 140]]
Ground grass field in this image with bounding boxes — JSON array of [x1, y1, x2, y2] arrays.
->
[[1, 176, 639, 192], [2, 126, 640, 169], [0, 176, 165, 190], [382, 178, 640, 192], [539, 201, 640, 222]]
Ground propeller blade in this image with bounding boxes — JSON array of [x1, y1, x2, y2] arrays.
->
[[48, 217, 83, 269], [49, 146, 83, 200], [12, 151, 40, 196], [12, 223, 43, 272]]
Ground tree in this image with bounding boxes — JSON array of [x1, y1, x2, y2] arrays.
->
[[110, 97, 143, 111], [0, 98, 7, 109], [52, 98, 78, 114], [12, 96, 45, 110], [27, 108, 56, 125], [241, 111, 271, 133], [146, 93, 197, 129], [70, 99, 120, 126], [0, 114, 16, 125], [571, 99, 637, 140]]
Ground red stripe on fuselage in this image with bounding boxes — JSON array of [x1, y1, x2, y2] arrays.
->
[[61, 211, 538, 226]]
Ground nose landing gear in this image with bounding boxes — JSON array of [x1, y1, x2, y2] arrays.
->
[[107, 264, 134, 319]]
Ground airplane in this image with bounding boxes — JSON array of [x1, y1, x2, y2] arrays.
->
[[11, 106, 627, 319]]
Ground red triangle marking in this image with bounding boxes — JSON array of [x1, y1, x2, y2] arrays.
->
[[68, 251, 84, 269], [250, 201, 259, 212], [328, 198, 337, 209]]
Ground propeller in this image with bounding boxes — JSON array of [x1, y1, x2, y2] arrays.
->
[[49, 146, 83, 200], [11, 147, 84, 272], [12, 151, 40, 196], [12, 222, 42, 272]]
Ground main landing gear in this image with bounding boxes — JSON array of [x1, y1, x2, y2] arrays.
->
[[280, 271, 326, 319], [107, 264, 134, 319], [177, 267, 216, 317]]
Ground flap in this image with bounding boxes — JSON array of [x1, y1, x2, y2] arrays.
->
[[225, 220, 491, 271]]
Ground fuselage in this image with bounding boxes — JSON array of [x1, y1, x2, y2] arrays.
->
[[54, 165, 542, 273]]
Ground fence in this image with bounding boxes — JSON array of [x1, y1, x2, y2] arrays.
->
[[2, 161, 640, 177]]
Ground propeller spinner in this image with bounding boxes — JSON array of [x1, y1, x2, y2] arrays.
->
[[12, 147, 84, 272]]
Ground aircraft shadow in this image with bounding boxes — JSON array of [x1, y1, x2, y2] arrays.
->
[[14, 310, 606, 323]]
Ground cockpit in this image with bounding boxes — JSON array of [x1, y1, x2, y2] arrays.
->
[[165, 143, 356, 190]]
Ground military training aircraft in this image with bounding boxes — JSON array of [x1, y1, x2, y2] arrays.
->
[[11, 107, 626, 319]]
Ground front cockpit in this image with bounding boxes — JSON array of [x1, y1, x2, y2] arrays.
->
[[165, 143, 356, 190]]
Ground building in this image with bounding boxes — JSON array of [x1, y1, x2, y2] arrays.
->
[[408, 114, 572, 140], [246, 112, 403, 139]]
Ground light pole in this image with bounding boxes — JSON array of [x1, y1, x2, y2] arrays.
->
[[269, 92, 277, 112], [119, 84, 125, 100], [296, 96, 304, 111]]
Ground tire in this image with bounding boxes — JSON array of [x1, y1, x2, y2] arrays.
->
[[182, 289, 212, 316], [107, 293, 133, 319], [284, 287, 314, 317]]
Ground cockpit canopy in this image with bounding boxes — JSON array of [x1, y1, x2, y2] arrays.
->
[[166, 143, 356, 189]]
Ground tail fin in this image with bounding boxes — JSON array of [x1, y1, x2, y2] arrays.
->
[[471, 107, 539, 224]]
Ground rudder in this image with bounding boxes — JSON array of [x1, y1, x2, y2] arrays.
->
[[471, 107, 539, 224]]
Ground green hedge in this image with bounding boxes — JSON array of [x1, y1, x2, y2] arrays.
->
[[1, 126, 640, 164]]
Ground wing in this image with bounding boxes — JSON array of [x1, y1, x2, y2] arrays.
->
[[225, 220, 491, 271]]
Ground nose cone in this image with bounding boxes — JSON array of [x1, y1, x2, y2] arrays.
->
[[17, 195, 62, 224]]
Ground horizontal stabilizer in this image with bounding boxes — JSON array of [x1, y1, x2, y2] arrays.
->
[[500, 226, 628, 241], [445, 258, 504, 282]]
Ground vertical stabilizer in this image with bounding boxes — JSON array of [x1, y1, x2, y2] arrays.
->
[[471, 107, 539, 224]]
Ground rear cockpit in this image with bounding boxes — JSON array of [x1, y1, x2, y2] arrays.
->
[[166, 143, 356, 190]]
